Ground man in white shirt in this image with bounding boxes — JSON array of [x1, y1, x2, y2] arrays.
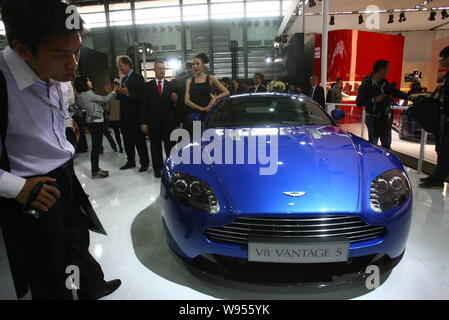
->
[[0, 0, 120, 300]]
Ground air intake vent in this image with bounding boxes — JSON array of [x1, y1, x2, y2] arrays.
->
[[205, 215, 386, 247]]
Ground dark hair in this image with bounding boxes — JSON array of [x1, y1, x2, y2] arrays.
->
[[221, 77, 231, 84], [154, 60, 165, 67], [373, 60, 390, 73], [440, 46, 449, 59], [185, 62, 193, 69], [194, 53, 209, 64], [254, 73, 264, 80], [336, 78, 343, 82], [117, 55, 134, 69], [74, 75, 90, 93], [1, 0, 84, 55]]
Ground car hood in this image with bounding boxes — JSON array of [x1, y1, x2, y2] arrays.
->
[[209, 126, 361, 215]]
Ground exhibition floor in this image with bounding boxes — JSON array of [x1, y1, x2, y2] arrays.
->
[[71, 141, 449, 300]]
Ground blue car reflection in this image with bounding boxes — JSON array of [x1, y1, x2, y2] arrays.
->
[[160, 93, 412, 284]]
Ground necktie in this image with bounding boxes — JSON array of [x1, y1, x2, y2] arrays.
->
[[122, 75, 129, 88], [157, 80, 162, 97]]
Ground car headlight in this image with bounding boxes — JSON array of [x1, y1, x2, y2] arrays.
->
[[370, 169, 410, 213], [170, 173, 220, 214]]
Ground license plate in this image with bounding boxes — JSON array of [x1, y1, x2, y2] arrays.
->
[[248, 239, 349, 263]]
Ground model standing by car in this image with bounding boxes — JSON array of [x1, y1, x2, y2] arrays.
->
[[184, 53, 229, 134]]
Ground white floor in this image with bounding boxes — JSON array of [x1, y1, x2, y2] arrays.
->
[[74, 140, 449, 300]]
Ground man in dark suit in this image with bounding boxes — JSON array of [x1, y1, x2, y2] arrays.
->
[[140, 61, 178, 178], [252, 73, 267, 93], [115, 55, 150, 172], [308, 75, 326, 109]]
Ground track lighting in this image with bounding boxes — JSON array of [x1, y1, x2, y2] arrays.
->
[[428, 11, 436, 21], [387, 12, 394, 24], [358, 14, 364, 25], [309, 0, 316, 8], [329, 15, 335, 25], [399, 12, 406, 23], [442, 9, 449, 20]]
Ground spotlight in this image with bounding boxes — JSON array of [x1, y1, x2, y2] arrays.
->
[[309, 0, 316, 8], [358, 14, 364, 25], [442, 9, 449, 19], [330, 15, 335, 25], [388, 12, 394, 24], [428, 11, 437, 21], [399, 12, 406, 23], [265, 56, 273, 64]]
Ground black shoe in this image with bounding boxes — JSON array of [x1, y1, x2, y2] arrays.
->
[[119, 148, 124, 153], [419, 180, 444, 189], [154, 171, 161, 178], [120, 163, 136, 170], [139, 166, 148, 173], [420, 176, 438, 183], [78, 279, 121, 300]]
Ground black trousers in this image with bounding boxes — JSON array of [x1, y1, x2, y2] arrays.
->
[[365, 115, 392, 149], [109, 120, 123, 151], [433, 122, 449, 182], [149, 129, 175, 174], [102, 122, 117, 151], [86, 122, 104, 174], [72, 114, 88, 153], [0, 162, 105, 300], [121, 121, 149, 167]]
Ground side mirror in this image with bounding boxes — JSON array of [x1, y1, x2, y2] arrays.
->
[[331, 109, 345, 121]]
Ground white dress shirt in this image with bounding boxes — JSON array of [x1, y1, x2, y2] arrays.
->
[[0, 46, 74, 199]]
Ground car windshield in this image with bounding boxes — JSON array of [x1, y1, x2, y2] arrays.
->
[[206, 95, 333, 128]]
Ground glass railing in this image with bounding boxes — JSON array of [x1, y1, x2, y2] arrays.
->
[[327, 102, 437, 174]]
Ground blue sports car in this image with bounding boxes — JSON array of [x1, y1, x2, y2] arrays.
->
[[161, 93, 412, 284]]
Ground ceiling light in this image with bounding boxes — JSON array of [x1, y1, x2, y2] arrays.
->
[[265, 56, 273, 64], [388, 12, 394, 24], [442, 9, 449, 19], [309, 0, 316, 8], [329, 15, 335, 25], [358, 14, 364, 24], [428, 11, 437, 21], [399, 12, 406, 22]]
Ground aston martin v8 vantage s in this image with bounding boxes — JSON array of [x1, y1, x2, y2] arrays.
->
[[160, 93, 412, 284]]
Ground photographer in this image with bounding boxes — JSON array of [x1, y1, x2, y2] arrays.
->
[[356, 60, 408, 149], [420, 46, 449, 189]]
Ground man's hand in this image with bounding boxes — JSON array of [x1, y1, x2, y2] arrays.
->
[[141, 124, 149, 135], [72, 118, 80, 141], [171, 92, 178, 103], [15, 177, 61, 212], [116, 86, 129, 96], [104, 84, 115, 93], [374, 94, 388, 103]]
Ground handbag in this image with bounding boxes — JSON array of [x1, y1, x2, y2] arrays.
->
[[408, 89, 443, 134]]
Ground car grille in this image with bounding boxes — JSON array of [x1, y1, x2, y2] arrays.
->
[[205, 215, 386, 246]]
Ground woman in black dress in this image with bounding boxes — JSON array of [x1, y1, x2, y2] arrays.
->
[[184, 53, 229, 134]]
